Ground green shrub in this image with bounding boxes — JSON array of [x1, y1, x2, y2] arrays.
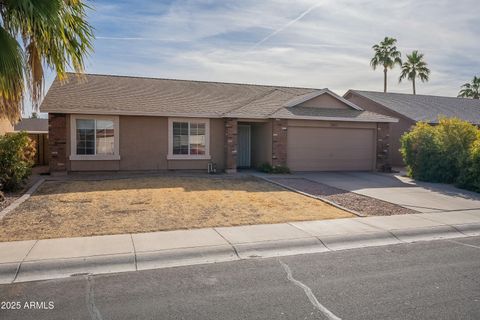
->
[[458, 138, 480, 192], [271, 165, 290, 174], [258, 162, 273, 173], [400, 122, 443, 181], [0, 132, 36, 192], [400, 117, 480, 191], [258, 162, 290, 174], [436, 118, 479, 183]]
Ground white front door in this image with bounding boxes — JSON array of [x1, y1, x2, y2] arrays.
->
[[237, 125, 251, 168]]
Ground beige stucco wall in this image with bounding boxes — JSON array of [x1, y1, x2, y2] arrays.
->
[[299, 94, 351, 109], [287, 119, 377, 129], [0, 118, 13, 135], [251, 121, 272, 168], [345, 93, 414, 166], [67, 115, 225, 172]]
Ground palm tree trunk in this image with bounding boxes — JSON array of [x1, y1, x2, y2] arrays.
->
[[412, 77, 416, 95], [383, 68, 387, 92]]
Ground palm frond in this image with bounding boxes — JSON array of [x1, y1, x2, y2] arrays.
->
[[398, 50, 430, 87], [370, 37, 402, 70], [0, 25, 24, 123], [0, 0, 94, 118], [458, 76, 480, 99]]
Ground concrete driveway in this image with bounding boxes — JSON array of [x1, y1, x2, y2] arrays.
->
[[298, 171, 480, 213]]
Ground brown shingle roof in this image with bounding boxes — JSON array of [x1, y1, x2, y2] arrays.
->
[[271, 107, 397, 122], [348, 90, 480, 124], [40, 73, 396, 122]]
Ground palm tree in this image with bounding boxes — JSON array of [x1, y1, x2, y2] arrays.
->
[[399, 50, 430, 95], [370, 37, 402, 93], [458, 76, 480, 99], [0, 0, 94, 123]]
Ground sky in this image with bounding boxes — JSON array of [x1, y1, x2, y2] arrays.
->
[[33, 0, 479, 116]]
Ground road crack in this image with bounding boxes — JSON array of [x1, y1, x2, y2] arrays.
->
[[86, 275, 103, 320], [448, 239, 480, 250], [278, 259, 342, 320]]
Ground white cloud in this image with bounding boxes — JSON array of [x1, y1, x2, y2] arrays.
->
[[37, 0, 480, 114]]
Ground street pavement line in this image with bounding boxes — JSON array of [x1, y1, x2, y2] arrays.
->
[[447, 239, 480, 250], [278, 259, 342, 320], [86, 275, 103, 320]]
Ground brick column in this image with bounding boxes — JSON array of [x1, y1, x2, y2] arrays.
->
[[49, 113, 67, 173], [224, 118, 238, 173], [376, 123, 391, 172], [272, 119, 288, 167]]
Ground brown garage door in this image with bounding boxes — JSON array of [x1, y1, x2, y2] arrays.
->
[[287, 126, 375, 171]]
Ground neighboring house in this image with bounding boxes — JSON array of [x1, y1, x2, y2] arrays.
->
[[344, 90, 480, 166], [40, 73, 397, 174], [14, 118, 49, 133], [14, 118, 49, 166]]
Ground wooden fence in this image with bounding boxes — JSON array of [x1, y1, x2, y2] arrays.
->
[[28, 133, 49, 166]]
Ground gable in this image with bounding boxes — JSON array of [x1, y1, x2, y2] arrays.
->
[[298, 93, 352, 109], [284, 90, 363, 111]]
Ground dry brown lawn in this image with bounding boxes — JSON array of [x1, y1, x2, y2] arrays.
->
[[0, 176, 352, 241]]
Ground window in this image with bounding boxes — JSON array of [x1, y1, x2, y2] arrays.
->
[[76, 119, 95, 155], [70, 115, 120, 160], [169, 118, 210, 159], [95, 120, 115, 155]]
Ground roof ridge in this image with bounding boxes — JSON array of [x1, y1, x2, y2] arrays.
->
[[66, 72, 322, 91], [351, 89, 467, 100]]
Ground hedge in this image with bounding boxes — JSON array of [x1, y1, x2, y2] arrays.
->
[[400, 117, 480, 192], [0, 132, 36, 192]]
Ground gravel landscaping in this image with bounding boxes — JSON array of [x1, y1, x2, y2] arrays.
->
[[0, 193, 19, 211], [269, 177, 418, 216], [0, 173, 45, 212]]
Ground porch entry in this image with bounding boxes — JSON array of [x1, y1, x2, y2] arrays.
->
[[237, 125, 251, 168]]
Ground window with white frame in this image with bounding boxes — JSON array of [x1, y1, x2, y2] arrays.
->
[[169, 118, 210, 159], [70, 115, 120, 160]]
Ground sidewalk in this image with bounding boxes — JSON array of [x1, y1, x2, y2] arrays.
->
[[1, 210, 480, 284]]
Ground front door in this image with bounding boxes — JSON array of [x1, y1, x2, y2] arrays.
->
[[237, 125, 251, 168]]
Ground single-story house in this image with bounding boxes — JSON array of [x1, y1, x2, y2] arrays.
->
[[40, 73, 397, 173], [344, 90, 480, 166], [14, 118, 49, 166]]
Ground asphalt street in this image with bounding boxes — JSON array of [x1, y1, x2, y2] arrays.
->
[[1, 236, 479, 320]]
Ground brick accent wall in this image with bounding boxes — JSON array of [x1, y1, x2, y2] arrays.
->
[[376, 123, 391, 172], [48, 113, 67, 173], [224, 118, 238, 173], [272, 119, 288, 167]]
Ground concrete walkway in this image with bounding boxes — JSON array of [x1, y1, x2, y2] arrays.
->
[[298, 172, 480, 213], [1, 210, 480, 284]]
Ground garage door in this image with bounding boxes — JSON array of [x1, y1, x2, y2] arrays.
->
[[287, 126, 375, 171]]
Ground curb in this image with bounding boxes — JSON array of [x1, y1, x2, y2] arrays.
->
[[452, 223, 480, 236], [390, 225, 463, 242], [0, 178, 45, 221], [318, 231, 401, 251], [2, 223, 480, 284], [14, 253, 135, 283], [254, 175, 365, 217], [0, 262, 19, 284], [233, 237, 329, 259], [136, 245, 238, 270]]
